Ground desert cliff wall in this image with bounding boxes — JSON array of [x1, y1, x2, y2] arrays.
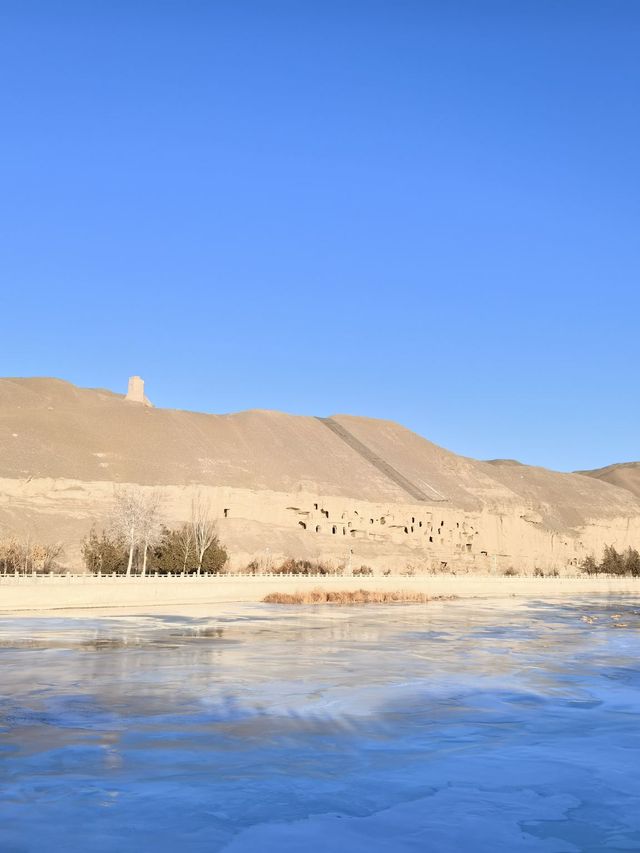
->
[[1, 477, 639, 574]]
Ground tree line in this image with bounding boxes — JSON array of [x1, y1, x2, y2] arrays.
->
[[0, 538, 64, 575], [581, 546, 640, 576], [83, 488, 227, 575]]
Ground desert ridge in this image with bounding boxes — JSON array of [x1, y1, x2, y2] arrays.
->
[[0, 376, 638, 574]]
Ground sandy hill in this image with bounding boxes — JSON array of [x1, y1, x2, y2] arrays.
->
[[578, 462, 640, 500], [0, 377, 638, 572], [0, 376, 636, 519]]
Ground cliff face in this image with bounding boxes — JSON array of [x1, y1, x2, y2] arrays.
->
[[1, 377, 639, 572]]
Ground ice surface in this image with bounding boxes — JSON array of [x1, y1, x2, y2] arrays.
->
[[1, 598, 640, 851]]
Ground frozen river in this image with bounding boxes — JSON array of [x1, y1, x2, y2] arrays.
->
[[1, 597, 640, 851]]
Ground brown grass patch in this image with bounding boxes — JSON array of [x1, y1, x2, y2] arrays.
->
[[263, 588, 456, 605]]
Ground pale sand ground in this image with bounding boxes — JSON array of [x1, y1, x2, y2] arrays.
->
[[0, 574, 639, 616]]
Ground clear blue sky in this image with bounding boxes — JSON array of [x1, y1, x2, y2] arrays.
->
[[1, 1, 638, 471]]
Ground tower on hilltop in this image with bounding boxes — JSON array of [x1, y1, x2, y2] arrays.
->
[[125, 376, 153, 407]]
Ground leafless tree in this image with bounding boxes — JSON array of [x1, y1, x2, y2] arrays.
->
[[177, 523, 194, 573], [111, 487, 146, 576], [191, 493, 217, 575], [0, 535, 63, 576], [0, 537, 19, 576], [112, 487, 163, 576], [21, 536, 32, 575], [139, 491, 162, 576], [31, 542, 64, 574]]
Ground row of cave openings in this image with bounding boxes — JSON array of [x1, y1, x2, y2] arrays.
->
[[297, 519, 448, 539], [292, 504, 476, 550], [224, 504, 478, 553]]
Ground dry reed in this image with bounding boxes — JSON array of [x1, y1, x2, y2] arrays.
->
[[263, 588, 455, 605]]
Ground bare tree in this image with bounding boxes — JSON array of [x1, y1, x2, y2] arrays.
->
[[0, 535, 62, 576], [177, 523, 194, 573], [111, 487, 164, 576], [111, 487, 147, 576], [0, 540, 7, 576], [139, 491, 162, 576], [31, 542, 64, 574], [21, 536, 32, 576], [191, 493, 217, 575], [0, 537, 19, 576]]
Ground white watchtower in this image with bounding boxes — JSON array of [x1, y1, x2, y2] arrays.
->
[[125, 376, 153, 406]]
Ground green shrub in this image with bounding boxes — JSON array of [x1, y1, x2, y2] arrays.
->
[[82, 528, 128, 574], [580, 546, 640, 577], [273, 558, 336, 576], [150, 525, 227, 574]]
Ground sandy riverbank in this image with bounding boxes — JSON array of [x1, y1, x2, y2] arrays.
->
[[1, 574, 639, 616]]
